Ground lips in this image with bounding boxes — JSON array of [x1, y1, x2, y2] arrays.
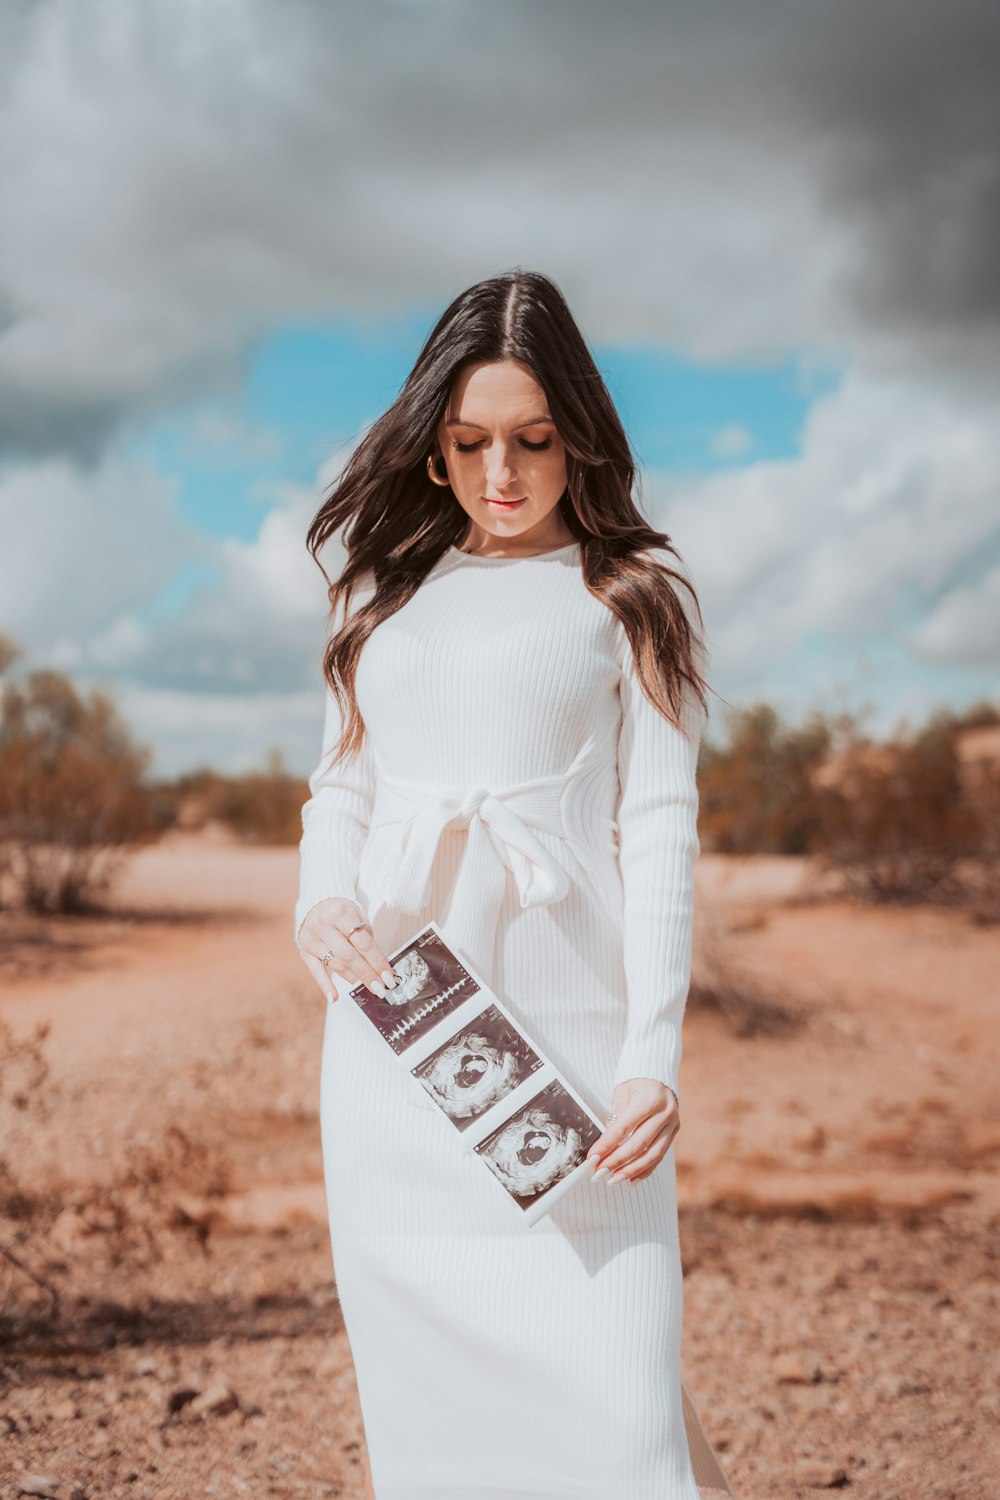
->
[[483, 497, 526, 509]]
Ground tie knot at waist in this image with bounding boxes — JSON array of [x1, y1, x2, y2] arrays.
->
[[449, 787, 493, 823], [366, 764, 577, 976]]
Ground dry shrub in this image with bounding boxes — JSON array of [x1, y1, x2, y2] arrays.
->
[[700, 698, 1000, 917], [0, 1004, 233, 1334], [0, 1111, 235, 1332], [60, 1122, 235, 1270], [0, 657, 159, 914], [699, 703, 839, 856], [0, 1010, 52, 1118], [167, 749, 308, 845], [0, 1011, 61, 1322], [809, 709, 996, 910]]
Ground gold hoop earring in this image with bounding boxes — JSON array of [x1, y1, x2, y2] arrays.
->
[[427, 453, 450, 486]]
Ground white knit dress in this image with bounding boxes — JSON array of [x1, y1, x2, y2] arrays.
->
[[295, 539, 708, 1500]]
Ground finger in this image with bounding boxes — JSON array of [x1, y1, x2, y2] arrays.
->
[[591, 1085, 680, 1161], [310, 928, 376, 992], [608, 1121, 675, 1182], [586, 1110, 643, 1169], [302, 951, 341, 1002], [316, 922, 398, 1001], [342, 920, 399, 995], [298, 900, 399, 998], [595, 1113, 667, 1176]]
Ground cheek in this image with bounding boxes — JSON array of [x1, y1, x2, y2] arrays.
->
[[448, 457, 481, 497], [537, 448, 568, 492]]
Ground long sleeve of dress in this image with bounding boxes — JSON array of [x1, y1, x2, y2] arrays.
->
[[293, 577, 377, 946], [610, 588, 706, 1098]]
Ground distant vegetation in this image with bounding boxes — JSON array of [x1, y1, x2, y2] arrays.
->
[[0, 633, 308, 915], [151, 749, 308, 847], [1, 631, 998, 918], [0, 636, 159, 914], [700, 699, 1000, 912]]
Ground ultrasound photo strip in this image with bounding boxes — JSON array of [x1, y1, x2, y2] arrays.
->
[[348, 920, 605, 1227]]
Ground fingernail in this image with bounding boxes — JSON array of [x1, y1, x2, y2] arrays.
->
[[592, 1165, 608, 1179], [369, 978, 386, 999], [381, 969, 397, 988], [326, 991, 336, 1005]]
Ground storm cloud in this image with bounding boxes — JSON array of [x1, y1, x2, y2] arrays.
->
[[1, 0, 997, 462]]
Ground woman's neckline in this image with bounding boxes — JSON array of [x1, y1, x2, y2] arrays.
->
[[448, 539, 581, 562]]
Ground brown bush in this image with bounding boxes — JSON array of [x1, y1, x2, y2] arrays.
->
[[809, 709, 994, 906], [699, 698, 1000, 913], [168, 749, 308, 845], [698, 703, 840, 855], [0, 660, 159, 914]]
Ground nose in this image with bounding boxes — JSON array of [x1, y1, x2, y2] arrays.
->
[[483, 442, 519, 493]]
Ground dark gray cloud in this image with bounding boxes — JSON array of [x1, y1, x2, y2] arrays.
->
[[764, 1, 1000, 366], [0, 0, 997, 463]]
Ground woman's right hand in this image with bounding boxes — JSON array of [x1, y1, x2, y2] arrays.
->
[[296, 896, 401, 1003]]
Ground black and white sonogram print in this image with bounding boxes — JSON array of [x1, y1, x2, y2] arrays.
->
[[409, 1004, 543, 1130], [474, 1079, 602, 1210], [349, 926, 480, 1055]]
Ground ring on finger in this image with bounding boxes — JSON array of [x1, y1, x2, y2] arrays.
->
[[614, 1125, 671, 1178], [321, 950, 336, 969], [347, 922, 371, 942]]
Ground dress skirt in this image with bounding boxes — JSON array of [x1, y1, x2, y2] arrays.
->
[[318, 829, 705, 1500], [299, 543, 730, 1499]]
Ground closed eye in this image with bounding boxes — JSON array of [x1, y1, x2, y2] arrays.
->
[[452, 437, 553, 454]]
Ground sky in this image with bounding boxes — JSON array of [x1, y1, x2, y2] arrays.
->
[[1, 0, 998, 777]]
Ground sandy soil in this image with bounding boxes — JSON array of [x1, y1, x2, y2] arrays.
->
[[0, 831, 997, 1499]]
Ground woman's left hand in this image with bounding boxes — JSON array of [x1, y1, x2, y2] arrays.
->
[[586, 1078, 680, 1184]]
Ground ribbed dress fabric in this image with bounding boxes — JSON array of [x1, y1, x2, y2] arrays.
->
[[295, 540, 707, 1500]]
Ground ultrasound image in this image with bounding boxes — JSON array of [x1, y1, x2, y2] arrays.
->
[[349, 926, 480, 1055], [474, 1078, 603, 1209], [410, 1004, 543, 1130]]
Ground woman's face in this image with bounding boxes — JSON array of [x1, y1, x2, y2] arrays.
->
[[433, 359, 570, 547]]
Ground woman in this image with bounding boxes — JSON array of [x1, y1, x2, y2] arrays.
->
[[294, 270, 733, 1500]]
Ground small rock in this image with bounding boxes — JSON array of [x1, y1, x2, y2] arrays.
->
[[794, 1459, 850, 1488], [189, 1378, 240, 1419], [166, 1386, 199, 1416], [18, 1477, 64, 1499], [774, 1352, 821, 1383]]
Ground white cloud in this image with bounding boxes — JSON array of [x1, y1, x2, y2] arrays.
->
[[653, 367, 1000, 707], [905, 566, 1000, 668], [0, 448, 201, 642], [219, 484, 338, 623], [113, 682, 326, 779], [7, 374, 996, 771]]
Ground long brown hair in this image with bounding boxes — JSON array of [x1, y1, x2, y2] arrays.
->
[[306, 269, 712, 765]]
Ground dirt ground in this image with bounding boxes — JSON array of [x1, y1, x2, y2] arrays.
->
[[0, 832, 997, 1500]]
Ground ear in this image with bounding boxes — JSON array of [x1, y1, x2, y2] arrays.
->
[[427, 449, 451, 486]]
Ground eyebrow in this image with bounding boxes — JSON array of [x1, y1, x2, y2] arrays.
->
[[444, 414, 554, 431]]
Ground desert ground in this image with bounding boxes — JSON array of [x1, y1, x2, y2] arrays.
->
[[1, 830, 997, 1500]]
